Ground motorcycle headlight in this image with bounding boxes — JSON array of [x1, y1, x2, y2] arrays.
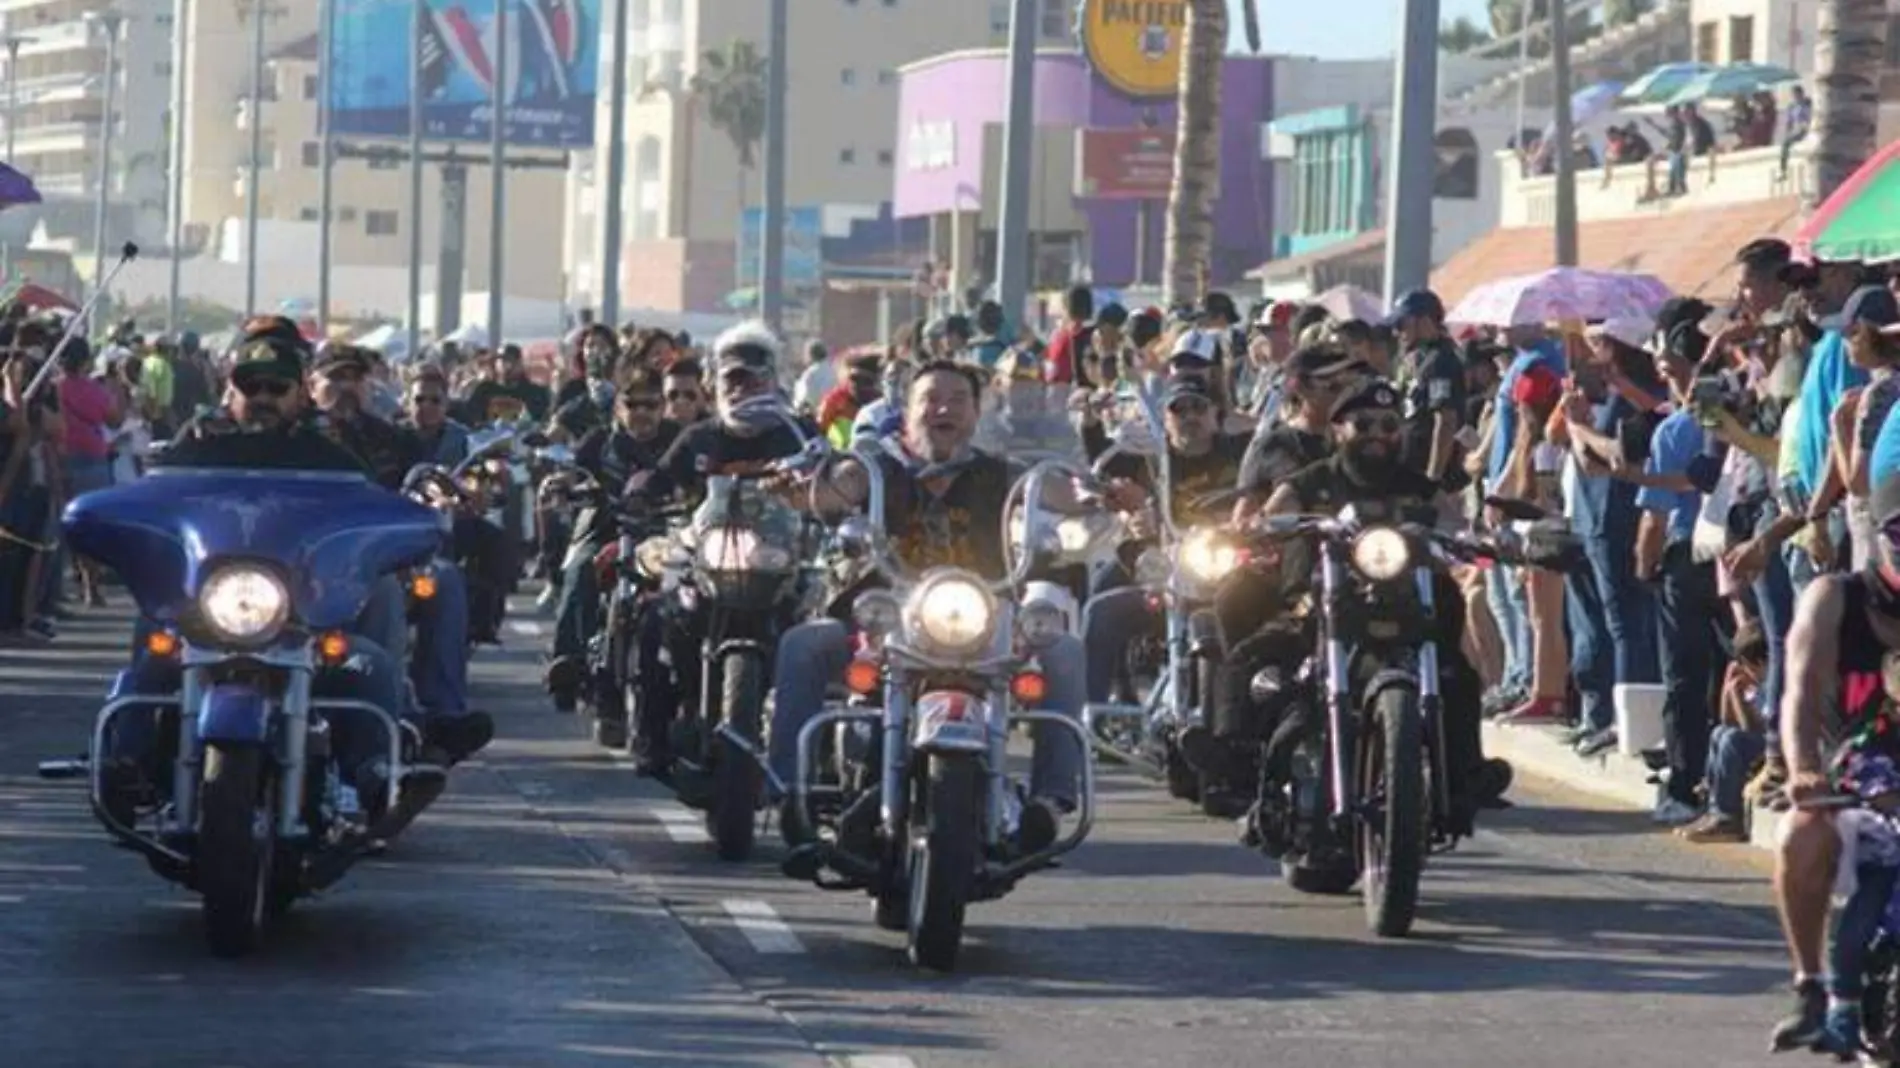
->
[[852, 590, 901, 637], [908, 573, 997, 654], [698, 528, 792, 571], [1055, 517, 1093, 554], [198, 565, 290, 643], [1351, 526, 1412, 581], [1179, 528, 1241, 584]]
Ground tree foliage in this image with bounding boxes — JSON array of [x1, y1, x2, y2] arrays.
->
[[690, 40, 767, 169]]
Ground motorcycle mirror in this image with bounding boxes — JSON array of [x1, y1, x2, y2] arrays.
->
[[1484, 496, 1549, 523]]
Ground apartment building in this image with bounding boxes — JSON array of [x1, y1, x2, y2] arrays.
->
[[0, 0, 170, 249], [567, 0, 1074, 314]]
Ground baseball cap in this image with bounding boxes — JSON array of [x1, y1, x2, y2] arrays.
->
[[1383, 289, 1445, 326], [1585, 316, 1654, 350], [1510, 365, 1564, 410], [1288, 344, 1369, 380], [1842, 284, 1900, 332], [1330, 378, 1403, 423], [230, 335, 307, 388], [1168, 328, 1221, 366], [1253, 300, 1298, 330], [314, 344, 375, 376], [1096, 302, 1129, 327], [1164, 376, 1214, 408]]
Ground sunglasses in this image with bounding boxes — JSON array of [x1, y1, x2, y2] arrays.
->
[[238, 378, 293, 399], [1347, 412, 1402, 435]]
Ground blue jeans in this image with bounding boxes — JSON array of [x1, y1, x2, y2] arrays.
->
[[1584, 531, 1659, 690], [1083, 587, 1159, 703], [1832, 863, 1900, 999], [407, 561, 471, 718], [766, 618, 1087, 808], [552, 535, 600, 662], [1484, 564, 1531, 693], [1657, 542, 1721, 805], [1705, 723, 1767, 819], [1752, 503, 1796, 751], [1564, 550, 1615, 732]]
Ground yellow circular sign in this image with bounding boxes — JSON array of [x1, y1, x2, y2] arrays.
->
[[1078, 0, 1189, 99]]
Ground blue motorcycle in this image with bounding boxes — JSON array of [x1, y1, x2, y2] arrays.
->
[[38, 467, 447, 956]]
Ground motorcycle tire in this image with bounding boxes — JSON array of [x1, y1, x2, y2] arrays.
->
[[710, 653, 763, 862], [199, 744, 272, 958], [1281, 857, 1356, 895], [1163, 741, 1201, 802], [1361, 687, 1427, 938], [906, 755, 982, 972]]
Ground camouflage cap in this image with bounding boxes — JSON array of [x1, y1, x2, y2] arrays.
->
[[229, 334, 308, 387]]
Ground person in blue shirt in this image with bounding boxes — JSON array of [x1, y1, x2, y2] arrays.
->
[[1783, 259, 1873, 584], [1620, 317, 1728, 825]]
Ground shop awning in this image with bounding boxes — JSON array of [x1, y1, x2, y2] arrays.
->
[[1430, 197, 1803, 306]]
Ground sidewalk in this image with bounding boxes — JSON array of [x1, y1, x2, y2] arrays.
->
[[1481, 720, 1788, 852]]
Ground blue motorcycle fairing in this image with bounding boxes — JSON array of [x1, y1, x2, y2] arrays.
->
[[64, 469, 442, 632], [198, 683, 270, 745]]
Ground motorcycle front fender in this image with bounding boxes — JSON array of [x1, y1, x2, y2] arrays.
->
[[912, 690, 989, 754], [196, 683, 271, 746]]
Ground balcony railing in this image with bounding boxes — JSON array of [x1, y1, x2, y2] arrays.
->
[[1497, 142, 1816, 228]]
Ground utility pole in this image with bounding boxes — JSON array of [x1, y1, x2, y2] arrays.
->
[[759, 0, 787, 332], [485, 0, 506, 350], [992, 0, 1036, 336], [316, 0, 335, 335], [165, 0, 187, 338], [405, 0, 423, 358], [5, 24, 36, 281], [242, 0, 266, 317], [87, 10, 123, 328], [1381, 0, 1439, 301], [1549, 0, 1578, 266], [598, 0, 628, 327]]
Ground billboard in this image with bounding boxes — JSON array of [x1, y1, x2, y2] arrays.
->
[[1076, 0, 1188, 99], [737, 207, 824, 291], [1075, 127, 1175, 200], [326, 0, 599, 148]]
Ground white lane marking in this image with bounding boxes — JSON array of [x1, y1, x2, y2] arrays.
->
[[843, 1058, 918, 1068], [516, 781, 553, 799], [0, 895, 24, 904], [652, 802, 710, 844], [507, 619, 545, 638], [720, 899, 805, 954]]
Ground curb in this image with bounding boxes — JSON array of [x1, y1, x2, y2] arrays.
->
[[1480, 720, 1788, 853]]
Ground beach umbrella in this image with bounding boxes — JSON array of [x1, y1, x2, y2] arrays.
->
[[1794, 138, 1900, 265], [1618, 62, 1714, 105], [1665, 62, 1797, 107], [1447, 267, 1674, 327]]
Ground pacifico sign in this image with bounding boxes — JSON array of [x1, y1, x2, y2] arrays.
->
[[1078, 0, 1188, 99]]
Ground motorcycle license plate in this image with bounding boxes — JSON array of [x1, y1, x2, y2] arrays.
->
[[913, 690, 988, 751]]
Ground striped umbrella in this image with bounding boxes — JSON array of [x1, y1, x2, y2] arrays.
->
[[1794, 138, 1900, 265]]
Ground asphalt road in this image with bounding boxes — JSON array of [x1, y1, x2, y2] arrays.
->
[[0, 599, 1801, 1068]]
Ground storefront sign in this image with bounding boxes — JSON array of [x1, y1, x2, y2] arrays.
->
[[905, 120, 956, 172], [1075, 126, 1176, 199], [1077, 0, 1189, 99]]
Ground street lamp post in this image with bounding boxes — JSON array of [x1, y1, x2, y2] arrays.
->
[[86, 10, 123, 330], [1381, 0, 1439, 300], [3, 26, 34, 280], [405, 0, 423, 358], [759, 0, 786, 332], [165, 0, 189, 338], [316, 0, 335, 335], [485, 0, 506, 350], [992, 0, 1035, 338], [597, 0, 627, 327], [242, 0, 266, 317]]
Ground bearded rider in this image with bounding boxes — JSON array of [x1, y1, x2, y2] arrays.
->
[[101, 320, 492, 826], [765, 361, 1088, 856], [1196, 378, 1511, 834]]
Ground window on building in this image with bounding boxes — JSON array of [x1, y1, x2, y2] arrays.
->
[[1694, 20, 1718, 62], [1039, 0, 1067, 37], [1433, 127, 1479, 199], [339, 208, 358, 223], [365, 210, 399, 235], [303, 73, 318, 100], [840, 147, 857, 164], [841, 68, 856, 86], [154, 61, 171, 77], [299, 207, 319, 221], [878, 69, 895, 86], [1888, 15, 1900, 66], [989, 3, 1008, 33], [1728, 15, 1754, 63], [877, 149, 893, 166], [367, 155, 400, 170], [300, 141, 320, 167]]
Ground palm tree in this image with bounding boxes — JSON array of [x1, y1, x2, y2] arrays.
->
[[1809, 0, 1889, 204], [1602, 0, 1653, 27], [1441, 15, 1494, 52], [1161, 0, 1229, 305], [689, 40, 767, 251]]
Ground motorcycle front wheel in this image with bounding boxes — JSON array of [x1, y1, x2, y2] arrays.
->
[[199, 744, 273, 958], [906, 755, 982, 972], [1359, 686, 1426, 938], [709, 652, 763, 862]]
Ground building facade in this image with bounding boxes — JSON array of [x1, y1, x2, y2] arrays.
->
[[565, 0, 1072, 314]]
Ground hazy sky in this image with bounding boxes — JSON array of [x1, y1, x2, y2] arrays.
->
[[1227, 0, 1494, 59]]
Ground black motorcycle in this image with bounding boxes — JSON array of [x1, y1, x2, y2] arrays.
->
[[1243, 500, 1577, 937]]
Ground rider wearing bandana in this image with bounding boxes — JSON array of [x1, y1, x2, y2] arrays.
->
[[767, 361, 1087, 856], [634, 322, 816, 504]]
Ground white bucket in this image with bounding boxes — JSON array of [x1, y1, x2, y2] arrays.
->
[[1613, 683, 1668, 757]]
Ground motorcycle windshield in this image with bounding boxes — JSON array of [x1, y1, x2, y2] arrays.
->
[[690, 478, 800, 546], [63, 468, 443, 630]]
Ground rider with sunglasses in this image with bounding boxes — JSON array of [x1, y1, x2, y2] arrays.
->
[[1206, 379, 1512, 832], [546, 368, 683, 715]]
